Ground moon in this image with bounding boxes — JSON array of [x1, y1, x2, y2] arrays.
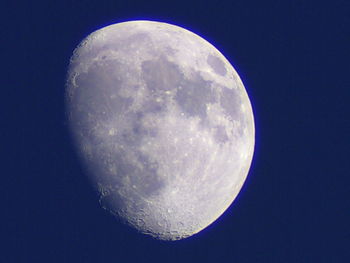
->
[[65, 20, 255, 240]]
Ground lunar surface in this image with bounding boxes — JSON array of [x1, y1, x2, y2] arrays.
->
[[66, 20, 255, 240]]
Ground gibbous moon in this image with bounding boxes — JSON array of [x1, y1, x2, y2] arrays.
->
[[66, 20, 255, 240]]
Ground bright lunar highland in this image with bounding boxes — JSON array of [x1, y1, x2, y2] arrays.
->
[[66, 20, 255, 240]]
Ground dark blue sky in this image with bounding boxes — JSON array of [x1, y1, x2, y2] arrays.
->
[[3, 0, 349, 262]]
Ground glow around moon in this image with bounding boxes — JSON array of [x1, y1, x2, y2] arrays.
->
[[65, 20, 255, 240]]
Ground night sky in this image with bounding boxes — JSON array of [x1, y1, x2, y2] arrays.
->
[[3, 0, 349, 262]]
